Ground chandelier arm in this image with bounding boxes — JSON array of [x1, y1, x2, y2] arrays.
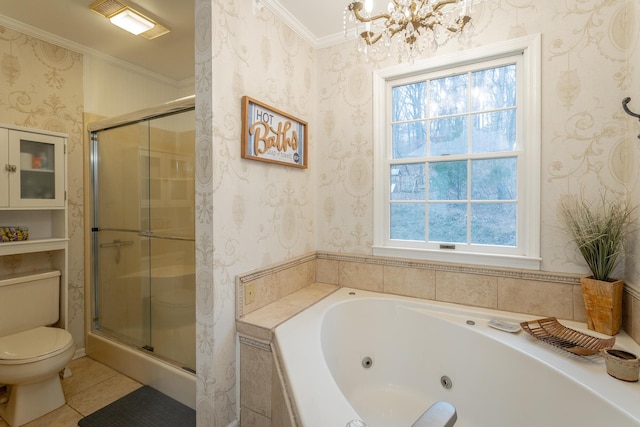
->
[[415, 11, 470, 31], [431, 0, 462, 12], [348, 2, 391, 23], [359, 31, 383, 45], [442, 15, 471, 32], [360, 22, 407, 46], [347, 0, 474, 56], [355, 10, 392, 23]]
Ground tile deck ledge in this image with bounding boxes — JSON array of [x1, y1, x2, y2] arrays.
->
[[236, 282, 339, 342]]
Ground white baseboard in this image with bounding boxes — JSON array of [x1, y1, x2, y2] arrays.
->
[[73, 347, 86, 359]]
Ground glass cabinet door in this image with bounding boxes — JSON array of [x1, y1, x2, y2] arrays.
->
[[0, 129, 8, 207], [8, 130, 65, 207]]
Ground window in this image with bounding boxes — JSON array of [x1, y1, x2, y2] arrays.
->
[[372, 35, 541, 269]]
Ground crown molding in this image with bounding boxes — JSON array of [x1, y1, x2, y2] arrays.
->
[[258, 0, 356, 50], [258, 0, 317, 47], [0, 14, 182, 86]]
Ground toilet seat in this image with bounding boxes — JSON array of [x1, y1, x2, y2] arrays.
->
[[0, 326, 73, 364]]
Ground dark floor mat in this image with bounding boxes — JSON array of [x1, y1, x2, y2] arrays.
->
[[78, 385, 195, 427]]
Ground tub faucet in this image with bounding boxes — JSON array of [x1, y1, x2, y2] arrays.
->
[[412, 401, 457, 427]]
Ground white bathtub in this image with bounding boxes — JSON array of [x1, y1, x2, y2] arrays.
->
[[273, 288, 640, 427]]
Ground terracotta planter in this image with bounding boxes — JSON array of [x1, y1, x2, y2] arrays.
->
[[580, 276, 624, 336]]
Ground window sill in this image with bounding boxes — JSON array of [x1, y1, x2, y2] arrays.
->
[[372, 245, 541, 270]]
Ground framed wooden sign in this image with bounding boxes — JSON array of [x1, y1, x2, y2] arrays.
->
[[241, 96, 308, 168]]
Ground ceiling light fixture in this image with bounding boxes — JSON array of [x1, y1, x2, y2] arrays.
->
[[344, 0, 474, 61], [90, 0, 171, 40], [109, 8, 154, 35]]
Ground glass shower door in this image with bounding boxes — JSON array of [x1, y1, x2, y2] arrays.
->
[[145, 113, 195, 371], [93, 122, 152, 349], [92, 108, 195, 371]]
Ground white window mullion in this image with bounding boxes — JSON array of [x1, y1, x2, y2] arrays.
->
[[373, 34, 542, 270]]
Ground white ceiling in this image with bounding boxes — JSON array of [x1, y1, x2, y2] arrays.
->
[[0, 0, 350, 82]]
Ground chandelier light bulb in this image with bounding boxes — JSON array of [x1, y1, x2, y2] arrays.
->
[[364, 0, 374, 14]]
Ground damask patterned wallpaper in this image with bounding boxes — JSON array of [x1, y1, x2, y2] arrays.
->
[[194, 1, 640, 425], [196, 0, 316, 424], [624, 2, 640, 289], [315, 0, 640, 278], [0, 26, 85, 348], [1, 1, 638, 426]]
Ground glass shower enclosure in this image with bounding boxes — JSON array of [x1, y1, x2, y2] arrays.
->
[[89, 97, 195, 372]]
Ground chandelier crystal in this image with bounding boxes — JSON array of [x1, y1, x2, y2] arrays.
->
[[344, 0, 474, 60]]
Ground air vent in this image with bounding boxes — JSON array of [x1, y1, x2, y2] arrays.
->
[[90, 0, 127, 17], [139, 23, 170, 40]]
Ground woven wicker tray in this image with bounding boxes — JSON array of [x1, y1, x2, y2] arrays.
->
[[520, 317, 615, 356]]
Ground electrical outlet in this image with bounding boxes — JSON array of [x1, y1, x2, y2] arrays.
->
[[245, 282, 256, 305]]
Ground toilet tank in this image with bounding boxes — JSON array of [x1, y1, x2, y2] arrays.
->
[[0, 270, 62, 337]]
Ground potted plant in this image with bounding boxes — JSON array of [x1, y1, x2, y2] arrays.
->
[[557, 193, 636, 335]]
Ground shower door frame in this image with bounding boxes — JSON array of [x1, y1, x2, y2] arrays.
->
[[87, 95, 196, 363]]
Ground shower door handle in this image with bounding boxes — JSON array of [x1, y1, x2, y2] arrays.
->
[[99, 239, 133, 264], [99, 240, 134, 248]]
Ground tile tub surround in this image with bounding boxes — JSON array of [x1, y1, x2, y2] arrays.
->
[[236, 254, 317, 319], [237, 251, 640, 344], [236, 252, 640, 426], [238, 252, 584, 323], [237, 284, 339, 427]]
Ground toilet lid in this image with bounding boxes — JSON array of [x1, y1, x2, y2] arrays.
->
[[0, 326, 73, 361]]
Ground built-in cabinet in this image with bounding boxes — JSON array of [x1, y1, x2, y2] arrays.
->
[[0, 124, 68, 329], [0, 128, 65, 208]]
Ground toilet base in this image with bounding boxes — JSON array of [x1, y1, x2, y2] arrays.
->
[[0, 374, 66, 427]]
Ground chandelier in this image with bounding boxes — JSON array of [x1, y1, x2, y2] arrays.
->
[[344, 0, 474, 60]]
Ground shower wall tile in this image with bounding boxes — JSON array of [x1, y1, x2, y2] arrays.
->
[[242, 273, 279, 316], [436, 271, 498, 309], [238, 252, 640, 339], [316, 258, 339, 284], [239, 252, 594, 323], [622, 291, 634, 338], [238, 283, 338, 334], [573, 285, 587, 323], [383, 265, 436, 300], [271, 357, 294, 427], [275, 260, 316, 299], [338, 260, 384, 291], [497, 278, 573, 319], [237, 255, 318, 318], [624, 293, 640, 344], [236, 282, 339, 427], [240, 407, 271, 427], [240, 343, 272, 419]]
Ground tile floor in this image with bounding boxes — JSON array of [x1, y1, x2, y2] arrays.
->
[[0, 357, 142, 427]]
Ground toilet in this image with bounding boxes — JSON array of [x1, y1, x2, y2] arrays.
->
[[0, 270, 75, 427]]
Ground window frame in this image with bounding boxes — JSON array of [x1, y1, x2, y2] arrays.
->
[[372, 34, 541, 270]]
